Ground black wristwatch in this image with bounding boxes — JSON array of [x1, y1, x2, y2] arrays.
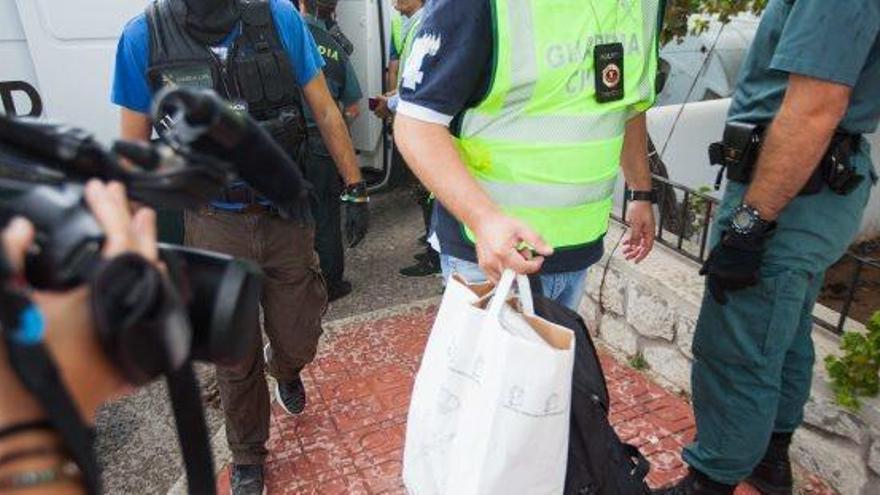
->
[[730, 204, 774, 237], [625, 189, 656, 203]]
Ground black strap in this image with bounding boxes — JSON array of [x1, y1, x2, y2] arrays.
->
[[527, 273, 544, 298], [624, 443, 651, 479], [166, 363, 217, 495], [0, 419, 52, 441], [4, 339, 100, 494]]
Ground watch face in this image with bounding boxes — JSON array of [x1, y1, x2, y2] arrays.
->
[[732, 208, 755, 233]]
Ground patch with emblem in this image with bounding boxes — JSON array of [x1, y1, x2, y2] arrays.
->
[[593, 42, 624, 103], [160, 66, 214, 90], [401, 33, 442, 91]]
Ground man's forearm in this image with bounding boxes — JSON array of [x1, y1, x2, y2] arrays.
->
[[315, 106, 363, 185], [744, 113, 835, 219], [394, 115, 501, 230], [620, 113, 652, 191], [120, 108, 152, 142], [387, 60, 400, 92], [744, 74, 850, 220]]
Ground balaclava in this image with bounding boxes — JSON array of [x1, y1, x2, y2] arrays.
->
[[182, 0, 240, 44]]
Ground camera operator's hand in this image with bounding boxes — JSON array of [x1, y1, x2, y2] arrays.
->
[[2, 181, 160, 423], [0, 218, 95, 495], [84, 180, 158, 262], [44, 181, 160, 413], [342, 181, 370, 248], [1, 217, 35, 275], [0, 182, 163, 494]]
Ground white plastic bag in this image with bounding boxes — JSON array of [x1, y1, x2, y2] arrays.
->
[[404, 270, 575, 495], [403, 274, 494, 493]]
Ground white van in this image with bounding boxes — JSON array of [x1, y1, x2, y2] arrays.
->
[[0, 0, 393, 177]]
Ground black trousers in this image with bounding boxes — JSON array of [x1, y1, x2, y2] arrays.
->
[[305, 137, 345, 287]]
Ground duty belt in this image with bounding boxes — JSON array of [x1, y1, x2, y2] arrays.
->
[[708, 122, 864, 196]]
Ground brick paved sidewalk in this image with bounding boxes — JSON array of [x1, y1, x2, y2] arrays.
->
[[216, 306, 835, 494]]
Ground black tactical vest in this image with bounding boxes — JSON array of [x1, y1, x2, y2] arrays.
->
[[146, 0, 306, 155]]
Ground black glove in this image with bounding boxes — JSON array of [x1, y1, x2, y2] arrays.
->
[[700, 228, 773, 305], [342, 181, 370, 248]]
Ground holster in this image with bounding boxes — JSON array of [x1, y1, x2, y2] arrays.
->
[[708, 123, 864, 196]]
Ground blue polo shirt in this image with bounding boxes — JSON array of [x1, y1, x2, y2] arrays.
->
[[397, 0, 604, 274], [112, 0, 323, 211], [728, 0, 880, 135]]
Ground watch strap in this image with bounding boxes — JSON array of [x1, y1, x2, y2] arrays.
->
[[341, 181, 370, 203], [626, 189, 656, 203], [731, 204, 775, 237]]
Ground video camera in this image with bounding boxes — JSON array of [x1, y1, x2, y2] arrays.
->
[[0, 87, 308, 494]]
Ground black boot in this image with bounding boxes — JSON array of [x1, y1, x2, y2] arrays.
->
[[653, 469, 736, 495], [327, 280, 353, 302], [399, 250, 440, 277], [746, 432, 793, 495]]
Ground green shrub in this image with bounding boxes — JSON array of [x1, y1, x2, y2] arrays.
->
[[825, 311, 880, 411]]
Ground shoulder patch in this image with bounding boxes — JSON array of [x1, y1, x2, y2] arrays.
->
[[401, 33, 442, 91]]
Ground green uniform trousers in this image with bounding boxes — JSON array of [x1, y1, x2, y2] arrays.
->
[[682, 142, 877, 484], [304, 134, 345, 288]]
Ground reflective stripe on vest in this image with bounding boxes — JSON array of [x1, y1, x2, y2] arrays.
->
[[456, 0, 661, 249]]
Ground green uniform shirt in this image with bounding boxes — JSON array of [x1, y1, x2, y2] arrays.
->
[[728, 0, 880, 135], [303, 15, 363, 129]]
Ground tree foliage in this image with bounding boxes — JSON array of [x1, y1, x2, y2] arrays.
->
[[661, 0, 769, 45]]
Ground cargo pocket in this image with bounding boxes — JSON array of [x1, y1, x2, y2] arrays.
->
[[693, 270, 808, 367]]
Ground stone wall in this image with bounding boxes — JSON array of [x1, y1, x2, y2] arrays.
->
[[580, 224, 880, 495]]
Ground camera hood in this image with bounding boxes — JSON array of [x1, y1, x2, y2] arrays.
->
[[159, 244, 263, 366]]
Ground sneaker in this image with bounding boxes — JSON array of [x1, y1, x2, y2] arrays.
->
[[275, 375, 307, 415], [230, 464, 265, 495], [399, 252, 441, 277], [263, 344, 308, 416], [327, 280, 353, 302], [413, 249, 438, 263]]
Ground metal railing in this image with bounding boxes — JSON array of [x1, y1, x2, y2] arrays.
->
[[615, 174, 879, 335], [815, 253, 880, 335], [613, 174, 719, 263]]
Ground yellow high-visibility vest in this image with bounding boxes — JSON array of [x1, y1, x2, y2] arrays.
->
[[456, 0, 662, 249]]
